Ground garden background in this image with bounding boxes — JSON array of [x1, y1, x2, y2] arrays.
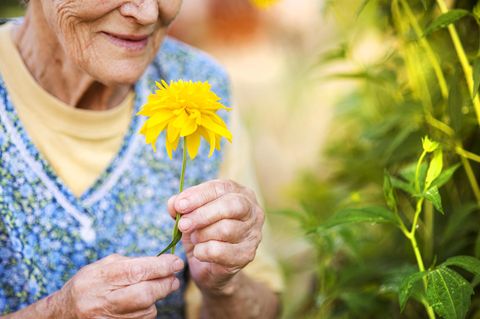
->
[[2, 0, 480, 318]]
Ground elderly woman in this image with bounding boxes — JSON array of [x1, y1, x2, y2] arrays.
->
[[0, 0, 283, 318]]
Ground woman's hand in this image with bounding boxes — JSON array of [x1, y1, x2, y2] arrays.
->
[[167, 179, 265, 296], [59, 254, 184, 319]]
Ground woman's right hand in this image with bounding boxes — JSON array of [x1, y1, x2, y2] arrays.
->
[[58, 253, 184, 319]]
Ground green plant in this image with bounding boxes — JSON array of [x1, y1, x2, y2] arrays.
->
[[290, 0, 480, 318]]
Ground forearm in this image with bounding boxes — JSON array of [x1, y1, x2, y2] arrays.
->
[[1, 290, 68, 319], [200, 272, 281, 319]]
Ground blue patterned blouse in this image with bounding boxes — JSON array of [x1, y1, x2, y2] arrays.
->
[[0, 36, 230, 318]]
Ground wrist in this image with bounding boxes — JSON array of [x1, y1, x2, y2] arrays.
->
[[42, 289, 74, 319], [201, 271, 244, 298]]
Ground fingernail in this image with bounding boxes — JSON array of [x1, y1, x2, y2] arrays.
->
[[171, 278, 180, 290], [179, 218, 192, 231], [177, 199, 189, 211], [172, 259, 184, 272]]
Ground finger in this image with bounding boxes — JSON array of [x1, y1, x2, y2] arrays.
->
[[99, 253, 129, 264], [174, 179, 239, 213], [190, 219, 251, 244], [177, 193, 253, 233], [167, 195, 178, 219], [193, 240, 258, 268], [106, 255, 184, 285], [107, 276, 180, 313]]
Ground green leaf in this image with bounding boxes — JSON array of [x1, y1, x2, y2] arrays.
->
[[426, 149, 443, 189], [356, 0, 372, 17], [313, 43, 348, 69], [476, 232, 480, 259], [473, 58, 480, 98], [442, 256, 480, 277], [320, 206, 398, 229], [420, 0, 428, 10], [424, 10, 470, 36], [398, 271, 425, 311], [391, 176, 416, 194], [474, 1, 480, 21], [157, 231, 182, 256], [426, 267, 473, 319], [431, 164, 460, 188], [383, 171, 397, 211], [424, 186, 444, 214]]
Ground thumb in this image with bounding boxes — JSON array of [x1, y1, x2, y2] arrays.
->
[[181, 232, 194, 259]]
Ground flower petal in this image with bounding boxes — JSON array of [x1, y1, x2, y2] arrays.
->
[[202, 116, 233, 141], [167, 123, 181, 143], [186, 132, 201, 159]]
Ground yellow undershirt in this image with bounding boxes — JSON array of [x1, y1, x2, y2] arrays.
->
[[0, 23, 134, 197], [0, 22, 283, 318]]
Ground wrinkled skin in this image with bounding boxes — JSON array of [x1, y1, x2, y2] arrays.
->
[[167, 179, 265, 295], [4, 1, 273, 317], [38, 0, 182, 84], [60, 254, 184, 319]]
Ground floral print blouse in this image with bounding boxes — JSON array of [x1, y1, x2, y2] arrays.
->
[[0, 35, 230, 318]]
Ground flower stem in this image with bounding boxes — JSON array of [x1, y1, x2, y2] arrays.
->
[[158, 137, 188, 256], [171, 138, 188, 254]]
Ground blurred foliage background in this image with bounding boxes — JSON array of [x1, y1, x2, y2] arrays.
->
[[4, 0, 480, 318]]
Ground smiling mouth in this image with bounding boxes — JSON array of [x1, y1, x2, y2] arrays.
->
[[102, 32, 150, 51]]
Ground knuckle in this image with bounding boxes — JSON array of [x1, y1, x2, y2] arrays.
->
[[157, 277, 175, 298], [229, 194, 248, 213], [247, 249, 256, 263], [136, 291, 154, 309], [219, 222, 233, 240], [127, 263, 146, 283], [243, 186, 256, 200], [257, 207, 265, 225], [202, 242, 222, 260], [214, 180, 234, 197], [146, 305, 158, 319]]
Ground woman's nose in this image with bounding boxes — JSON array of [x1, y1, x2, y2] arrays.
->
[[119, 0, 159, 25]]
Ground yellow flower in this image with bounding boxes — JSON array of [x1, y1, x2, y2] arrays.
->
[[138, 80, 232, 159], [250, 0, 280, 9]]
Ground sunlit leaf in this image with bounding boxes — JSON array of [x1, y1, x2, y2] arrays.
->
[[473, 58, 480, 98], [431, 164, 460, 188], [356, 0, 372, 17], [313, 43, 348, 69], [424, 186, 444, 214], [399, 271, 425, 311], [425, 149, 443, 189], [442, 256, 480, 277], [384, 171, 397, 211], [424, 10, 470, 36], [474, 1, 480, 21], [319, 206, 398, 229], [426, 267, 473, 319]]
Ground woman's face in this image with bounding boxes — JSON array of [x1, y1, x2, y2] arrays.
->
[[39, 0, 182, 85]]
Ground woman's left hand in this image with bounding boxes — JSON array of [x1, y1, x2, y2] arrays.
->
[[167, 179, 264, 295]]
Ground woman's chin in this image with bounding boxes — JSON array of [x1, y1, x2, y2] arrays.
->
[[88, 63, 148, 86]]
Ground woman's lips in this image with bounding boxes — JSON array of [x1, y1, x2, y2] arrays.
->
[[102, 32, 149, 52]]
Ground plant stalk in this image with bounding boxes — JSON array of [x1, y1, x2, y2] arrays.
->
[[400, 0, 448, 99], [406, 198, 436, 319], [171, 138, 188, 254], [158, 137, 188, 256], [435, 0, 480, 125]]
